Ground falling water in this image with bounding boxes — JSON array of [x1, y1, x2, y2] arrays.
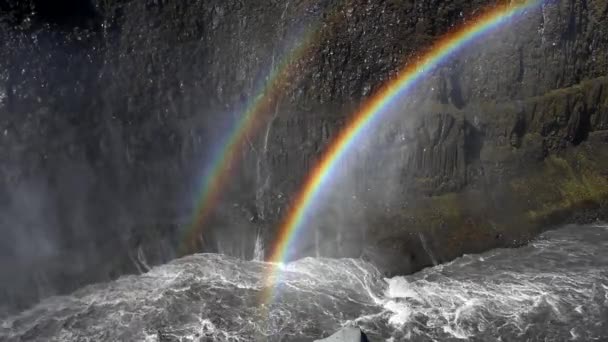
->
[[315, 226, 321, 258], [128, 246, 151, 274], [254, 103, 279, 221], [418, 232, 438, 266], [336, 229, 343, 256], [252, 231, 265, 261], [137, 246, 152, 272]]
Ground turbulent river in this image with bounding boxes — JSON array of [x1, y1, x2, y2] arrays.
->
[[1, 224, 608, 341]]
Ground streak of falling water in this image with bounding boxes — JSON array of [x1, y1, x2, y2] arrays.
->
[[540, 2, 547, 44], [137, 246, 151, 272], [280, 0, 291, 22], [216, 238, 225, 256], [337, 229, 343, 256], [315, 227, 320, 258], [255, 102, 279, 220], [252, 231, 264, 261], [253, 0, 291, 221], [418, 232, 438, 266]]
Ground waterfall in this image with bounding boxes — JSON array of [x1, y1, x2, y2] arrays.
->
[[137, 246, 151, 272], [539, 2, 547, 44], [336, 229, 343, 256], [315, 227, 321, 258], [128, 246, 151, 274], [418, 232, 438, 266], [255, 102, 279, 220], [216, 238, 225, 256], [252, 231, 265, 261]]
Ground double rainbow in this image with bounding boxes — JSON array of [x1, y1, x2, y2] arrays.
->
[[264, 0, 542, 297], [180, 2, 352, 255]]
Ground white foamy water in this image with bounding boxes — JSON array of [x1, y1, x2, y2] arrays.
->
[[364, 224, 608, 341], [1, 224, 608, 341]]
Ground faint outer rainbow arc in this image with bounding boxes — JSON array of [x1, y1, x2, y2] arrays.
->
[[179, 2, 353, 255], [179, 38, 310, 255], [262, 0, 543, 301]]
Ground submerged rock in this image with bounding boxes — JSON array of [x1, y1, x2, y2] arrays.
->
[[314, 327, 370, 342]]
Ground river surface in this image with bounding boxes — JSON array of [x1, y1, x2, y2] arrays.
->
[[1, 224, 608, 341]]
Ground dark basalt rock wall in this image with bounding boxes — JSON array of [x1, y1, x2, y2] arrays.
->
[[1, 0, 607, 314]]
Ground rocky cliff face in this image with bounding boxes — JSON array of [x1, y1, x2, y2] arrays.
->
[[1, 0, 607, 314]]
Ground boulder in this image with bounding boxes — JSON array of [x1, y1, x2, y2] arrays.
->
[[314, 327, 370, 342]]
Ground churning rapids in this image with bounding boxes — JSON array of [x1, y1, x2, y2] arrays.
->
[[2, 224, 608, 341]]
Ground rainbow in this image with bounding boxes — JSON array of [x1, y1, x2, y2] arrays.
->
[[179, 2, 350, 255], [264, 0, 542, 295], [179, 32, 312, 255]]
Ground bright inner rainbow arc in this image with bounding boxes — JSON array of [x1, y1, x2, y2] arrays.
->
[[263, 0, 543, 302]]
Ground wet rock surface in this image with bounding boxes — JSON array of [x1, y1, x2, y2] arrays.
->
[[1, 0, 608, 313]]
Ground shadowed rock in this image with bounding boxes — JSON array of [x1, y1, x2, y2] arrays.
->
[[314, 327, 370, 342]]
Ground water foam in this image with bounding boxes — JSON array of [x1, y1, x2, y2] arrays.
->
[[374, 225, 608, 340]]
